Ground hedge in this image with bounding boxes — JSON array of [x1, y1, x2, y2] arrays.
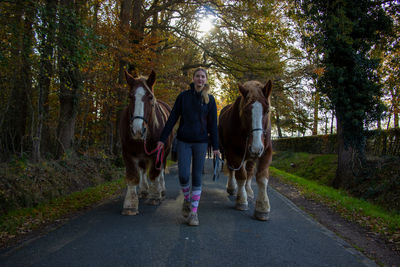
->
[[272, 128, 400, 156]]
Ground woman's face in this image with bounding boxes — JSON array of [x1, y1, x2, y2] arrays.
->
[[193, 70, 207, 89]]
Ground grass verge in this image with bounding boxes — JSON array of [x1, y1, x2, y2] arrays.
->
[[270, 167, 400, 248], [0, 178, 125, 246]]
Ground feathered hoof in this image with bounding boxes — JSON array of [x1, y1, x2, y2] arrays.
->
[[121, 208, 139, 216], [227, 188, 237, 196], [254, 210, 269, 221], [235, 203, 249, 211], [147, 198, 161, 206]]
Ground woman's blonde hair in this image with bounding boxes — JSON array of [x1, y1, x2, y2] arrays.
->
[[193, 68, 210, 104]]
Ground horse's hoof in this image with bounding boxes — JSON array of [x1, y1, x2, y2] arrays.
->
[[147, 198, 161, 206], [227, 188, 237, 196], [161, 190, 166, 197], [254, 211, 269, 221], [121, 208, 139, 216], [235, 203, 249, 211]]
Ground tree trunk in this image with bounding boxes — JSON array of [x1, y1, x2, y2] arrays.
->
[[312, 91, 320, 135], [56, 0, 83, 158], [394, 105, 399, 129], [118, 0, 132, 84], [275, 112, 283, 138], [20, 2, 35, 155], [114, 0, 133, 155], [332, 116, 364, 189], [3, 1, 31, 155], [33, 0, 57, 162], [130, 0, 144, 72]]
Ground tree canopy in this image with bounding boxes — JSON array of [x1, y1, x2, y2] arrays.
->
[[0, 0, 398, 162]]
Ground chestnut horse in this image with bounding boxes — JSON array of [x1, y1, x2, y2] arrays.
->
[[218, 80, 272, 221], [120, 70, 172, 215]]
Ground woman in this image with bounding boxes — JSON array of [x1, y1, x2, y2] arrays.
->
[[157, 68, 220, 226]]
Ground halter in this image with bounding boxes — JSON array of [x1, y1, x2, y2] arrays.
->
[[129, 111, 164, 170], [227, 128, 266, 171], [130, 112, 148, 137], [251, 128, 266, 135]]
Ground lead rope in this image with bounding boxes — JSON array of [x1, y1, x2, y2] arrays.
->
[[143, 138, 164, 171], [227, 136, 249, 171]]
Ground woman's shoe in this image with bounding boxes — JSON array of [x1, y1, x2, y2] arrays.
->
[[187, 212, 199, 226]]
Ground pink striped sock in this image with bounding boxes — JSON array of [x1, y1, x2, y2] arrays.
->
[[181, 185, 190, 202], [191, 190, 202, 213]]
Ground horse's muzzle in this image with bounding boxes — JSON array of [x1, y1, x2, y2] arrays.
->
[[130, 125, 146, 140], [248, 144, 264, 158]]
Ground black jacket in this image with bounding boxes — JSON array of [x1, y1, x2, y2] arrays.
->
[[160, 83, 219, 150]]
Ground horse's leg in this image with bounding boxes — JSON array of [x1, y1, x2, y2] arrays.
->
[[245, 160, 255, 200], [122, 158, 140, 215], [235, 167, 248, 210], [254, 166, 270, 221], [160, 168, 166, 197], [138, 160, 149, 199], [147, 164, 163, 206], [226, 169, 237, 195]]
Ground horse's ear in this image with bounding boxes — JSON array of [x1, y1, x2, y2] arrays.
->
[[238, 83, 247, 97], [125, 70, 135, 87], [147, 70, 156, 91], [263, 80, 272, 99]]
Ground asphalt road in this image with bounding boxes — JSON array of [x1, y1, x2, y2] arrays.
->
[[0, 159, 376, 267]]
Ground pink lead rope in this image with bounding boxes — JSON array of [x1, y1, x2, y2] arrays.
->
[[143, 139, 164, 170]]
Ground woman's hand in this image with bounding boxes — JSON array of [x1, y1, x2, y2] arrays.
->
[[156, 141, 164, 150], [213, 150, 221, 158]]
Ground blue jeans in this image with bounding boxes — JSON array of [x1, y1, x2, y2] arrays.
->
[[177, 140, 208, 190]]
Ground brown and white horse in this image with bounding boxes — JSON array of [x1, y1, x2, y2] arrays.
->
[[218, 80, 272, 221], [119, 70, 172, 215]]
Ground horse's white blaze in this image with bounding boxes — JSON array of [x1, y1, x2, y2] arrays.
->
[[132, 87, 146, 135], [251, 101, 264, 156]]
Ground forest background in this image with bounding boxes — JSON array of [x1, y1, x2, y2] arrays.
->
[[0, 0, 399, 187]]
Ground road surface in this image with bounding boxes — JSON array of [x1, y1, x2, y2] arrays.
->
[[0, 159, 376, 266]]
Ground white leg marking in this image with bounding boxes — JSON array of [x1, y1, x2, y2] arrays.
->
[[256, 177, 270, 213], [226, 171, 237, 194], [160, 169, 166, 193], [246, 177, 254, 199], [138, 167, 149, 197], [123, 183, 138, 209], [251, 101, 264, 156], [237, 179, 248, 206], [149, 172, 162, 200], [132, 87, 146, 135]]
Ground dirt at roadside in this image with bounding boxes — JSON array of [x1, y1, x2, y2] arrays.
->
[[269, 176, 400, 267]]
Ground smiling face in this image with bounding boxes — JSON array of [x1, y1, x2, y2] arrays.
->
[[192, 69, 207, 90]]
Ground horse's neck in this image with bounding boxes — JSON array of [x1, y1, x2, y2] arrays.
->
[[146, 101, 165, 139], [231, 97, 245, 133]]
